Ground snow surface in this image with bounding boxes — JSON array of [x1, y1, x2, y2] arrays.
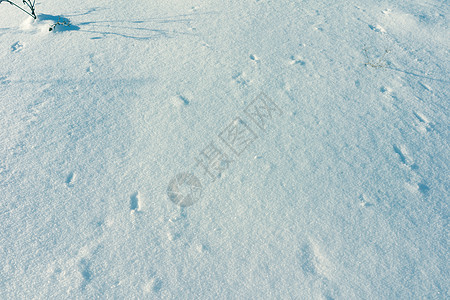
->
[[0, 0, 449, 298]]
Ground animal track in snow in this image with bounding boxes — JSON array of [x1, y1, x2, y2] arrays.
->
[[393, 145, 431, 196], [369, 24, 386, 33], [406, 180, 431, 196], [200, 41, 211, 48], [79, 258, 93, 290], [380, 86, 393, 94], [393, 145, 417, 170], [359, 194, 374, 207], [24, 98, 47, 124], [195, 243, 209, 253], [419, 81, 432, 92], [190, 6, 200, 12], [232, 72, 251, 87], [130, 192, 142, 212], [313, 25, 324, 32], [249, 54, 260, 63], [178, 95, 190, 105], [167, 209, 189, 242], [417, 182, 430, 194], [66, 172, 76, 187], [171, 94, 190, 107], [413, 111, 433, 133], [298, 239, 338, 299], [289, 55, 306, 66], [86, 54, 97, 74], [298, 244, 316, 275], [143, 277, 162, 293], [393, 145, 407, 165], [298, 239, 333, 278], [11, 41, 23, 53]]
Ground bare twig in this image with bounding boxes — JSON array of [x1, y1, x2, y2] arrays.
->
[[49, 18, 71, 31], [0, 0, 36, 19]]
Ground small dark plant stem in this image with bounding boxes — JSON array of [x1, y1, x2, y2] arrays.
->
[[22, 0, 36, 18], [1, 0, 36, 19]]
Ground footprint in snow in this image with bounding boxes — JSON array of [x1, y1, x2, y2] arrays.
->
[[393, 145, 418, 170], [79, 258, 93, 290], [143, 277, 162, 293], [298, 244, 317, 275], [190, 6, 200, 12], [393, 145, 431, 196], [380, 86, 394, 95], [66, 172, 76, 187], [232, 72, 251, 87], [419, 81, 432, 92], [171, 94, 190, 107], [369, 24, 386, 33], [413, 111, 433, 133], [413, 112, 434, 133], [11, 41, 23, 53], [249, 54, 260, 63], [359, 194, 374, 208], [130, 192, 142, 212], [289, 55, 306, 66]]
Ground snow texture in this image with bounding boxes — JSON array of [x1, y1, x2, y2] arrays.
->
[[0, 0, 448, 298]]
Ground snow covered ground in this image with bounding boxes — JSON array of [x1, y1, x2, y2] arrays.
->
[[0, 0, 448, 298]]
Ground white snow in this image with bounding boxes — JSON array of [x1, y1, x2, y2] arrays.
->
[[0, 0, 448, 299]]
